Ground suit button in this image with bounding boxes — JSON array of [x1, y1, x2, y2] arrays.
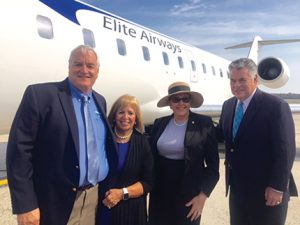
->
[[75, 165, 79, 169], [72, 188, 77, 192], [230, 148, 234, 152]]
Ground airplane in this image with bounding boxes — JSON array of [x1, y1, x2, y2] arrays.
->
[[1, 0, 300, 136]]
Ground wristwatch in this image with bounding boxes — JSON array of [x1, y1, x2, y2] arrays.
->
[[122, 187, 129, 200]]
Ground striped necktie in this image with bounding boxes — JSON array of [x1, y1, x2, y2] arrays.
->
[[232, 101, 244, 139]]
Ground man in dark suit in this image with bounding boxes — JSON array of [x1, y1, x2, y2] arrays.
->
[[218, 58, 298, 225], [6, 45, 117, 225]]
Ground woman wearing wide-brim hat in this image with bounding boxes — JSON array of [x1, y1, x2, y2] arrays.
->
[[148, 81, 220, 225]]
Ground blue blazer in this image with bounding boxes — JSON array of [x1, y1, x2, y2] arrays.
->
[[6, 78, 118, 225], [218, 89, 298, 201]]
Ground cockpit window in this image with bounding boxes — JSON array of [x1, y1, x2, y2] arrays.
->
[[36, 15, 54, 39]]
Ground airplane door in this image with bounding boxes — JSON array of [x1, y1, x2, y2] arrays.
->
[[185, 50, 199, 83]]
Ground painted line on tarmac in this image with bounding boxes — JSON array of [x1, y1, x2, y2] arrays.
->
[[0, 179, 8, 186]]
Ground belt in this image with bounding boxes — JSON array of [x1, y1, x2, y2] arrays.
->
[[77, 184, 95, 191]]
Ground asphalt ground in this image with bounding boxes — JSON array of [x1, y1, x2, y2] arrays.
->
[[1, 157, 299, 225], [1, 114, 300, 225]]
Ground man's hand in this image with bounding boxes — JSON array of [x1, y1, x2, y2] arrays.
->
[[265, 186, 283, 207], [17, 208, 40, 225]]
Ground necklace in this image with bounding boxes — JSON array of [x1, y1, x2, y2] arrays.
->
[[173, 118, 187, 126], [114, 127, 133, 139]]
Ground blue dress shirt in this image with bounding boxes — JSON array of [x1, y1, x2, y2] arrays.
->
[[69, 81, 109, 186]]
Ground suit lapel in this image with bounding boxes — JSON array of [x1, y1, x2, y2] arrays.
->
[[58, 79, 80, 154], [234, 89, 262, 142], [225, 98, 237, 143], [184, 112, 199, 145]]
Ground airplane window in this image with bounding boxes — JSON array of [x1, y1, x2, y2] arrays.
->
[[117, 39, 127, 56], [219, 68, 223, 77], [178, 57, 184, 68], [162, 52, 169, 65], [191, 60, 196, 72], [211, 66, 216, 75], [142, 46, 150, 61], [82, 28, 95, 48], [36, 15, 54, 39], [202, 63, 207, 74]]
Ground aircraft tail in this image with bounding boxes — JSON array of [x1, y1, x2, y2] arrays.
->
[[225, 36, 300, 64]]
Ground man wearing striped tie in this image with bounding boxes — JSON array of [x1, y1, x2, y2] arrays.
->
[[217, 58, 298, 225]]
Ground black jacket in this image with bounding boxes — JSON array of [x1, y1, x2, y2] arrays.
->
[[98, 130, 154, 225], [149, 111, 219, 198]]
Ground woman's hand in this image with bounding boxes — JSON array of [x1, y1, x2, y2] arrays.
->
[[185, 192, 207, 221], [102, 189, 123, 209], [102, 182, 144, 209]]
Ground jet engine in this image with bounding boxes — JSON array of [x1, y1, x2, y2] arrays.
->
[[257, 57, 290, 89]]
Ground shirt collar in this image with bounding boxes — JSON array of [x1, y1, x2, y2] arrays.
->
[[238, 88, 257, 110], [68, 79, 93, 101]]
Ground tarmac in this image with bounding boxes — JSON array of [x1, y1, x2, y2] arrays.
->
[[1, 114, 300, 225]]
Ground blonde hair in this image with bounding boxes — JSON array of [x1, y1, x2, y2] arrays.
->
[[108, 94, 144, 133]]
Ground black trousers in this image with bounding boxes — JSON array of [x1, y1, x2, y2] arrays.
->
[[229, 189, 288, 225], [148, 155, 200, 225]]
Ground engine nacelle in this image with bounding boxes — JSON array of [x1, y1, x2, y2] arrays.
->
[[257, 57, 290, 89]]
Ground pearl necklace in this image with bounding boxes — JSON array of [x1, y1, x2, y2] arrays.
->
[[173, 118, 187, 126], [114, 128, 133, 139]]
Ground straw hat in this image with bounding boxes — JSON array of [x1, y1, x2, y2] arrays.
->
[[157, 81, 203, 108]]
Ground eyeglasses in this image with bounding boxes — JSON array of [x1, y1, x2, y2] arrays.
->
[[170, 96, 191, 103]]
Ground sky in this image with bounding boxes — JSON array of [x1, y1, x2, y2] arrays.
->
[[83, 0, 300, 93]]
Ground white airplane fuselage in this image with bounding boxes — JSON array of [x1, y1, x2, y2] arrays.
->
[[0, 0, 295, 135]]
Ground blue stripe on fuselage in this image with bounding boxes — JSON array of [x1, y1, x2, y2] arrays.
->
[[39, 0, 125, 25]]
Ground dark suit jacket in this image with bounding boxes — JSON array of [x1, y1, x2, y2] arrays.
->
[[6, 78, 118, 225], [149, 111, 219, 198], [98, 130, 154, 225], [218, 89, 298, 202]]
